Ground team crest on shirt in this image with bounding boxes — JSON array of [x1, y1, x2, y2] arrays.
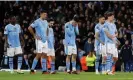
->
[[14, 27, 17, 31]]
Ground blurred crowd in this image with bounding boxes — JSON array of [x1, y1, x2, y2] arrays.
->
[[0, 1, 133, 71]]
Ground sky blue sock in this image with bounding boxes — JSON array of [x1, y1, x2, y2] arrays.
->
[[106, 55, 111, 72], [102, 64, 106, 71], [18, 56, 22, 70], [9, 57, 13, 71], [41, 58, 47, 71], [72, 61, 76, 70], [24, 59, 30, 69], [95, 53, 100, 71], [31, 58, 38, 70], [66, 62, 70, 71], [110, 61, 116, 71], [95, 58, 99, 71], [51, 61, 55, 72]]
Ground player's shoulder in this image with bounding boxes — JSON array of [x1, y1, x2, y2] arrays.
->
[[5, 24, 12, 29], [65, 22, 70, 28], [103, 22, 109, 28], [15, 24, 20, 26], [95, 23, 100, 29], [95, 23, 100, 27], [33, 18, 40, 23], [5, 24, 10, 27]]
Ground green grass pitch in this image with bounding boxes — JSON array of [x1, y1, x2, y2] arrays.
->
[[0, 71, 133, 80]]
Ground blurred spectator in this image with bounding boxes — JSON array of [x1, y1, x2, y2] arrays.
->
[[80, 54, 88, 71], [86, 52, 96, 72], [77, 48, 85, 71], [0, 31, 4, 69], [120, 40, 132, 72], [56, 51, 66, 71], [84, 36, 94, 54], [0, 1, 133, 71]]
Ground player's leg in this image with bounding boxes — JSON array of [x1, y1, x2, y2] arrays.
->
[[101, 44, 107, 74], [95, 51, 101, 74], [41, 41, 49, 74], [66, 55, 71, 73], [111, 47, 118, 74], [71, 45, 78, 74], [30, 40, 42, 74], [71, 54, 77, 74], [7, 48, 14, 74], [106, 43, 112, 75], [15, 47, 24, 74], [65, 46, 71, 73], [50, 49, 56, 74]]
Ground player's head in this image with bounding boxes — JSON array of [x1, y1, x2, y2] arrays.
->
[[98, 15, 105, 24], [48, 18, 55, 27], [106, 12, 114, 22], [10, 15, 16, 25], [72, 14, 79, 27], [40, 10, 48, 20]]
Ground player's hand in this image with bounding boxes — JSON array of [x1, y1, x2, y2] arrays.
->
[[76, 38, 80, 42], [4, 43, 8, 51], [103, 56, 107, 60], [101, 42, 105, 45], [34, 35, 41, 40]]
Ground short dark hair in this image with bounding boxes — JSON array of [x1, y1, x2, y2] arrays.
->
[[40, 10, 47, 14], [73, 14, 79, 22], [98, 15, 104, 19], [47, 18, 54, 22], [106, 12, 114, 17]]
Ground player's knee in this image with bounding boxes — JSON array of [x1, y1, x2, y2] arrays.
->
[[72, 54, 77, 58], [41, 53, 47, 58], [113, 57, 118, 62], [35, 54, 41, 59], [51, 56, 55, 61], [66, 55, 71, 61]]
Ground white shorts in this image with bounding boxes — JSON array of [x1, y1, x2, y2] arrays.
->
[[47, 48, 55, 56], [106, 43, 118, 58], [99, 43, 107, 57], [36, 39, 48, 54], [65, 45, 77, 55], [7, 46, 22, 57]]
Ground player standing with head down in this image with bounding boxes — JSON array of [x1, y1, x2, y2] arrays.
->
[[28, 10, 49, 74], [94, 15, 106, 74], [47, 18, 56, 74], [103, 12, 118, 75], [64, 15, 79, 74], [4, 16, 24, 74]]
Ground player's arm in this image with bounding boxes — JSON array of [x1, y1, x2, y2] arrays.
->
[[74, 26, 79, 35], [114, 25, 118, 37], [28, 26, 36, 39], [95, 32, 104, 45], [65, 24, 73, 36], [103, 26, 113, 39], [20, 33, 25, 48], [19, 27, 25, 47], [28, 21, 37, 39]]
